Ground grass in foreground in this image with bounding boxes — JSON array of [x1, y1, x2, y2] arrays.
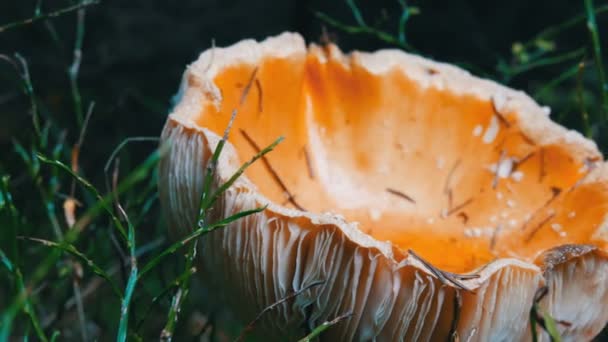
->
[[1, 0, 607, 341]]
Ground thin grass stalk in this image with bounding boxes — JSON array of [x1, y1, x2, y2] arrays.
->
[[0, 0, 99, 33], [584, 0, 608, 121], [68, 7, 87, 127]]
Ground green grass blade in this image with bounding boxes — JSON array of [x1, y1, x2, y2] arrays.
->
[[36, 152, 128, 240], [0, 0, 99, 34], [397, 0, 415, 45], [585, 0, 608, 119], [0, 176, 19, 263], [534, 4, 608, 42], [314, 2, 417, 52], [530, 304, 539, 342], [73, 147, 164, 233], [508, 47, 586, 77], [117, 203, 138, 341], [117, 264, 138, 342], [135, 266, 196, 332], [199, 136, 283, 211], [0, 260, 48, 341], [530, 287, 562, 342], [138, 206, 265, 279], [0, 247, 14, 272], [160, 242, 196, 341], [346, 0, 367, 27], [198, 109, 237, 217], [543, 312, 562, 342], [21, 236, 123, 299], [534, 63, 580, 99], [1, 150, 160, 335], [49, 331, 60, 342], [297, 312, 352, 342]]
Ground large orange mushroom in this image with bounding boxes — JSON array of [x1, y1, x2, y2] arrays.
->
[[159, 32, 608, 340]]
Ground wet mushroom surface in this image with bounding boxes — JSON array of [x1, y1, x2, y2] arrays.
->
[[160, 32, 608, 341]]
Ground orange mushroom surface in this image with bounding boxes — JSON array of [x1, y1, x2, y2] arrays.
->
[[159, 33, 608, 341]]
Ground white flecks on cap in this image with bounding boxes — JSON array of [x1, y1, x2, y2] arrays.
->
[[378, 164, 390, 175], [568, 211, 576, 219], [511, 171, 524, 182], [482, 115, 500, 144], [551, 223, 563, 232], [506, 199, 516, 208], [464, 227, 483, 238], [472, 124, 483, 137], [436, 156, 445, 170], [508, 219, 518, 227], [541, 106, 551, 116], [369, 208, 382, 221], [497, 158, 514, 178]]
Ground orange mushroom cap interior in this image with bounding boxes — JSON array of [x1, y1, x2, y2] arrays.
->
[[194, 45, 608, 273]]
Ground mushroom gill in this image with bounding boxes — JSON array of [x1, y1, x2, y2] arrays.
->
[[159, 32, 608, 341]]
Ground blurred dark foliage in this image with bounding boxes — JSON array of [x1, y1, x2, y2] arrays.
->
[[1, 0, 607, 153], [0, 0, 607, 340], [1, 0, 607, 159]]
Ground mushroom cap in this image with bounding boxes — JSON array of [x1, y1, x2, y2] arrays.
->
[[159, 32, 608, 341]]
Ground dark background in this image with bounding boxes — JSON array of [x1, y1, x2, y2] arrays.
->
[[1, 0, 606, 154], [1, 0, 607, 340]]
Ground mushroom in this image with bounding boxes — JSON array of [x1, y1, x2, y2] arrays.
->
[[159, 32, 608, 341]]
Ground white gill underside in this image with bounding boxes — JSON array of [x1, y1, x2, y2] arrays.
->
[[159, 121, 608, 341]]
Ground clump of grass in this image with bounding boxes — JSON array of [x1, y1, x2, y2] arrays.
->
[[1, 3, 313, 339]]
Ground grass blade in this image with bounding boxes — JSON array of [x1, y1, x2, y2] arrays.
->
[[138, 206, 265, 279], [37, 153, 128, 240], [584, 0, 608, 120], [236, 281, 325, 342], [199, 135, 283, 211], [297, 312, 352, 342], [1, 150, 160, 335], [0, 258, 48, 341], [0, 248, 14, 272], [0, 0, 99, 34], [534, 63, 580, 99], [20, 236, 123, 299], [198, 109, 237, 216], [116, 196, 139, 341], [507, 47, 586, 78], [159, 245, 195, 341], [117, 264, 138, 342], [135, 266, 196, 332]]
